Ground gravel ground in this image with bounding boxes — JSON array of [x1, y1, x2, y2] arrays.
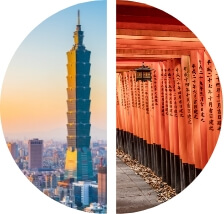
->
[[117, 149, 177, 203]]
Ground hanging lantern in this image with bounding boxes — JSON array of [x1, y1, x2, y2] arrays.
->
[[135, 62, 152, 82]]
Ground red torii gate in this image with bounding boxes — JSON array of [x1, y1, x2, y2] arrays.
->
[[116, 0, 222, 193]]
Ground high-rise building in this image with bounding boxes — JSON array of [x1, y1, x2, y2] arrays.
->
[[7, 142, 18, 159], [44, 174, 51, 188], [89, 183, 98, 203], [28, 138, 43, 170], [65, 10, 93, 181], [73, 183, 82, 207], [51, 174, 57, 188], [19, 148, 25, 157], [98, 159, 107, 205], [55, 186, 67, 201], [53, 150, 59, 166], [72, 181, 97, 207]]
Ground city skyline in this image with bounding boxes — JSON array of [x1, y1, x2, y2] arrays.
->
[[0, 1, 106, 141], [6, 133, 107, 210]]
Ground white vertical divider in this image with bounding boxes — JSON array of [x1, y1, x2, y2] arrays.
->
[[107, 0, 117, 213]]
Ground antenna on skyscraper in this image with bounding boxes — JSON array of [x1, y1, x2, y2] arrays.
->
[[78, 10, 80, 25]]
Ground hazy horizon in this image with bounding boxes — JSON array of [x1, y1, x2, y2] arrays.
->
[[4, 124, 107, 142]]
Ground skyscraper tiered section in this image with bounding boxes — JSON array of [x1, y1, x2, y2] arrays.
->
[[65, 10, 93, 181]]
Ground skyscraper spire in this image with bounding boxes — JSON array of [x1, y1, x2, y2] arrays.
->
[[78, 10, 80, 25], [74, 10, 83, 45]]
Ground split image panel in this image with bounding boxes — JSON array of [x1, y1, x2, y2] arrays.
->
[[0, 0, 223, 214]]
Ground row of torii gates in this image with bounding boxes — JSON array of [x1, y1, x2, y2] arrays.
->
[[116, 0, 222, 193]]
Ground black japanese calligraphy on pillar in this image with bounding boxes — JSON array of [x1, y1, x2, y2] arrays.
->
[[164, 67, 168, 116], [183, 66, 192, 124], [160, 66, 165, 116], [129, 73, 134, 109], [206, 59, 214, 131], [137, 80, 141, 110], [145, 80, 149, 115], [141, 81, 145, 111], [173, 63, 178, 118], [125, 74, 130, 112], [133, 72, 137, 109], [161, 67, 165, 116], [120, 74, 124, 109], [153, 69, 158, 106], [175, 65, 184, 117], [215, 70, 222, 131], [168, 67, 173, 117], [198, 59, 205, 122], [123, 74, 128, 111], [151, 77, 154, 110], [191, 62, 199, 120]]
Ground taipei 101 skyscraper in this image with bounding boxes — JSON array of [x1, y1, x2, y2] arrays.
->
[[65, 10, 93, 181]]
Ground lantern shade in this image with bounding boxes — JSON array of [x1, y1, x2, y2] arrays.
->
[[135, 63, 152, 82]]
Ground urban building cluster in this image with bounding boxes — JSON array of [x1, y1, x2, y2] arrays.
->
[[7, 139, 107, 213]]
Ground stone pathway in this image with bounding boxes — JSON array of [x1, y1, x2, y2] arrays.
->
[[116, 157, 161, 213]]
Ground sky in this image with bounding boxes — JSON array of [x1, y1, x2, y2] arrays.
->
[[0, 0, 107, 141]]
